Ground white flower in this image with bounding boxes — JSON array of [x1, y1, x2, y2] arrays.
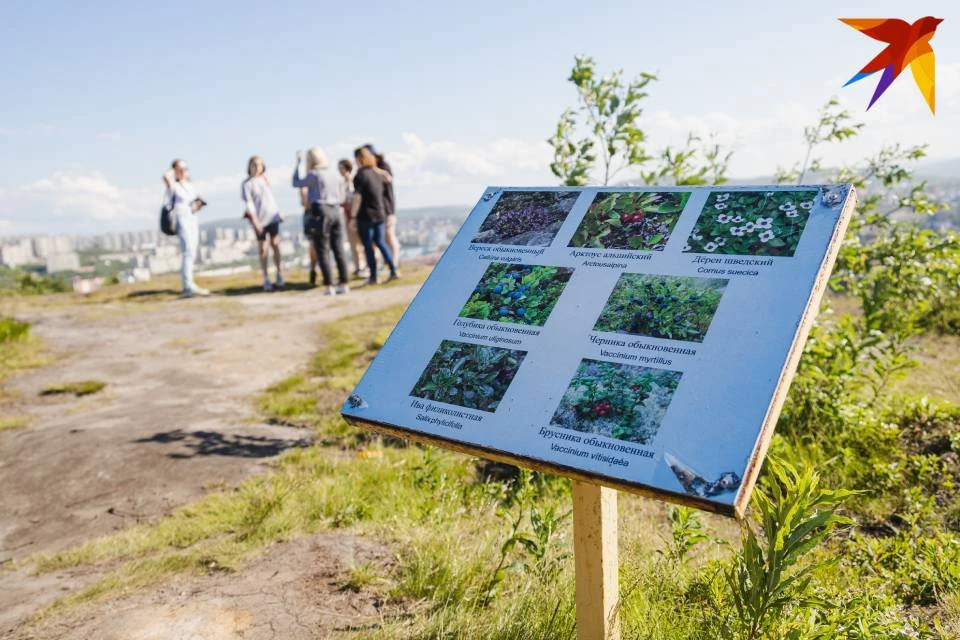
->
[[756, 217, 773, 229], [716, 193, 730, 202], [764, 191, 774, 196], [730, 226, 745, 237], [744, 222, 756, 232], [714, 202, 728, 210], [692, 232, 703, 241], [778, 202, 796, 212], [800, 200, 814, 210], [704, 242, 718, 252], [920, 276, 933, 287], [732, 215, 744, 223], [758, 230, 774, 243], [786, 211, 799, 218], [715, 237, 726, 246], [717, 214, 731, 223]]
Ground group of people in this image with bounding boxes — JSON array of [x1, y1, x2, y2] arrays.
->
[[162, 144, 401, 298]]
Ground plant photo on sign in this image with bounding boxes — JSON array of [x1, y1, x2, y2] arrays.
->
[[410, 340, 527, 412], [569, 190, 690, 250], [459, 263, 574, 327], [684, 189, 818, 257], [594, 273, 727, 342], [471, 190, 580, 246], [550, 359, 682, 444]]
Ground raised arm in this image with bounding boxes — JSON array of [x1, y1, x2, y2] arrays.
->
[[162, 169, 175, 189], [291, 151, 308, 188]]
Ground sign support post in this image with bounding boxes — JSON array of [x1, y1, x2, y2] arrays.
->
[[572, 480, 620, 640]]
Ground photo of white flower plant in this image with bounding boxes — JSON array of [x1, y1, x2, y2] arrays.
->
[[683, 190, 818, 257]]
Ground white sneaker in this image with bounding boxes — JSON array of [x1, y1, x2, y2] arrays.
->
[[192, 287, 211, 296], [263, 280, 273, 292], [336, 284, 350, 295], [324, 286, 336, 296], [275, 275, 285, 289]]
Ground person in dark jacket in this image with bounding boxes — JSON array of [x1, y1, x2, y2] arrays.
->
[[364, 143, 400, 267], [351, 146, 399, 284]]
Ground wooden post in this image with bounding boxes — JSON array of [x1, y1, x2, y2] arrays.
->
[[572, 480, 620, 640]]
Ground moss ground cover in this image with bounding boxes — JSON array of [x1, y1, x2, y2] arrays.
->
[[550, 359, 682, 443], [685, 190, 817, 256], [459, 262, 573, 326], [472, 191, 579, 246], [594, 274, 726, 342], [569, 190, 690, 250], [409, 340, 526, 412]]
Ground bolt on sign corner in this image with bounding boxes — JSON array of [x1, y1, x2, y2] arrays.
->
[[342, 184, 857, 517]]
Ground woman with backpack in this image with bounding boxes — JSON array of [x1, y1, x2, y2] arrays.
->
[[292, 147, 350, 295], [162, 159, 209, 297]]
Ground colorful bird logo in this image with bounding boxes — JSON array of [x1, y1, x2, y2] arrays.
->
[[840, 17, 943, 113]]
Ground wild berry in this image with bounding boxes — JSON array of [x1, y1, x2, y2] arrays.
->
[[499, 307, 510, 315], [516, 308, 526, 317]]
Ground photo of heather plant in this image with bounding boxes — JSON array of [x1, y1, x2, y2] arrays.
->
[[471, 190, 579, 246], [569, 190, 690, 250], [594, 273, 727, 342], [684, 190, 818, 257], [550, 359, 682, 444], [410, 340, 527, 412], [459, 263, 573, 326]]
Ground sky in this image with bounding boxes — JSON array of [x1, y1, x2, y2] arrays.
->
[[0, 0, 958, 236]]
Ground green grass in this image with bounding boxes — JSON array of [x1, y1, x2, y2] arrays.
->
[[0, 415, 31, 431], [39, 380, 106, 397], [0, 317, 49, 383]]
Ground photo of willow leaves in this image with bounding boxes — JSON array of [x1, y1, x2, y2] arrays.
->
[[410, 340, 526, 412], [551, 359, 682, 444], [684, 190, 818, 256], [569, 190, 690, 250], [459, 263, 574, 326], [471, 190, 579, 246], [594, 273, 727, 342]]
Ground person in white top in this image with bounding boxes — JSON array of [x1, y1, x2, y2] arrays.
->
[[162, 159, 209, 297], [242, 156, 285, 291], [338, 158, 367, 277]]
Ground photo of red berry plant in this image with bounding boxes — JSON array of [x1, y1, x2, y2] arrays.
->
[[568, 190, 690, 250], [410, 340, 527, 413], [471, 190, 580, 246], [593, 273, 727, 342], [550, 359, 682, 444], [683, 189, 818, 257], [459, 262, 574, 326]]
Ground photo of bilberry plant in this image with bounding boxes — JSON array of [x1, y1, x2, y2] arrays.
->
[[471, 190, 579, 246], [684, 189, 818, 257], [459, 263, 574, 327], [410, 340, 526, 413], [594, 273, 727, 342], [568, 190, 690, 250], [551, 359, 682, 444]]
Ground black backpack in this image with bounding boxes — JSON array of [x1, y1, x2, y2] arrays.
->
[[160, 190, 178, 236]]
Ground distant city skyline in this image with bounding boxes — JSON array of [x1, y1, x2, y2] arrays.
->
[[1, 1, 958, 236]]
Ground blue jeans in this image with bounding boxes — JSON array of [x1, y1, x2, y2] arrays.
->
[[357, 218, 396, 281]]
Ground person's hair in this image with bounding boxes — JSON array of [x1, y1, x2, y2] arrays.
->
[[338, 158, 353, 173], [247, 156, 265, 178], [363, 143, 385, 164], [171, 158, 184, 170], [306, 146, 329, 171], [354, 146, 377, 168]]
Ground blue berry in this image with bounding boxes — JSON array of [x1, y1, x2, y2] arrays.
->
[[516, 308, 526, 317], [499, 307, 510, 315]]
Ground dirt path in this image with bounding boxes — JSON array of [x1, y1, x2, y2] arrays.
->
[[0, 282, 420, 635]]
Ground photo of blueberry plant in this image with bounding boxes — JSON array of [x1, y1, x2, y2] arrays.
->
[[684, 189, 818, 257], [471, 190, 579, 246], [550, 359, 682, 444], [568, 190, 690, 250], [594, 273, 727, 342], [410, 340, 526, 412], [459, 263, 574, 326]]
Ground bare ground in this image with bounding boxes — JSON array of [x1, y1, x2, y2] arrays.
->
[[0, 280, 420, 638]]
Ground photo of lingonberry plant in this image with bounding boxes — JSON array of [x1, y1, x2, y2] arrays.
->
[[459, 262, 574, 326], [684, 189, 818, 257], [410, 340, 527, 413], [471, 190, 580, 246], [550, 359, 682, 444], [593, 273, 727, 342], [568, 190, 691, 250]]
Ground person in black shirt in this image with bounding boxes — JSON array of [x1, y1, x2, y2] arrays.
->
[[364, 143, 400, 267], [351, 147, 399, 284]]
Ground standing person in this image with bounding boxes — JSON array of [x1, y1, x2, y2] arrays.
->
[[293, 147, 350, 295], [242, 156, 285, 291], [364, 143, 400, 267], [352, 146, 399, 285], [338, 158, 366, 277], [162, 159, 209, 298]]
